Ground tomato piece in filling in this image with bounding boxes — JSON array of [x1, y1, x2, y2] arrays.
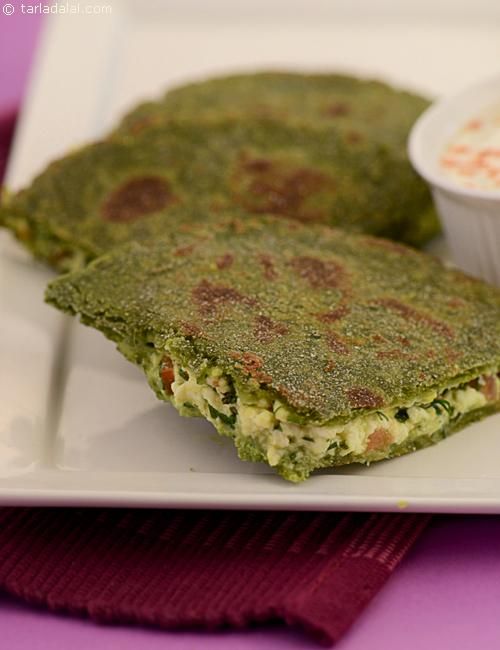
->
[[160, 356, 175, 394], [366, 427, 393, 452], [481, 375, 499, 402]]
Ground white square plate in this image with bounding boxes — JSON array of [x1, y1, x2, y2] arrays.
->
[[2, 0, 500, 512]]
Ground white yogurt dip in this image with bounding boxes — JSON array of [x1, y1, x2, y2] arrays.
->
[[440, 102, 500, 190]]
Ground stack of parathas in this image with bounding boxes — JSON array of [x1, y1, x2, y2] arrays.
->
[[1, 72, 437, 271], [2, 72, 500, 481]]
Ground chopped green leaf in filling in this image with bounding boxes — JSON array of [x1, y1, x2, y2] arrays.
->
[[395, 408, 409, 422], [208, 403, 237, 428], [429, 399, 454, 416], [163, 355, 500, 481]]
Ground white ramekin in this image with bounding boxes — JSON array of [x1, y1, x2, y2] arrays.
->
[[408, 75, 500, 286]]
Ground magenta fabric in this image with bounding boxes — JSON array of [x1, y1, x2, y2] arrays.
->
[[0, 509, 429, 645], [3, 515, 500, 650]]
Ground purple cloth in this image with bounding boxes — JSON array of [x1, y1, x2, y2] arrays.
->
[[2, 516, 500, 650], [0, 509, 429, 645]]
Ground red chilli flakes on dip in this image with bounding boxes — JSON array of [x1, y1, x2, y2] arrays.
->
[[440, 102, 500, 190]]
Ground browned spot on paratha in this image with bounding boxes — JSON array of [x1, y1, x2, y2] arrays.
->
[[173, 243, 196, 257], [231, 351, 272, 384], [326, 331, 349, 355], [258, 253, 278, 281], [316, 305, 350, 323], [346, 130, 363, 145], [290, 256, 345, 289], [376, 298, 455, 340], [325, 102, 351, 117], [216, 253, 234, 270], [192, 279, 256, 316], [376, 349, 408, 360], [233, 156, 334, 223], [243, 158, 273, 173], [253, 315, 288, 344], [346, 387, 384, 409], [178, 321, 201, 337], [101, 176, 176, 223]]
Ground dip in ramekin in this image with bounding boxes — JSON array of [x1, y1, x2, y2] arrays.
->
[[409, 75, 500, 286]]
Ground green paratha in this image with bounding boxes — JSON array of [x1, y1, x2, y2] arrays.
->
[[118, 71, 429, 151], [0, 116, 435, 273], [116, 71, 438, 245], [45, 213, 500, 482]]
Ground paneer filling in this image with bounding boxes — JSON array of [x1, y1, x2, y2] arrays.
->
[[160, 356, 499, 468]]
